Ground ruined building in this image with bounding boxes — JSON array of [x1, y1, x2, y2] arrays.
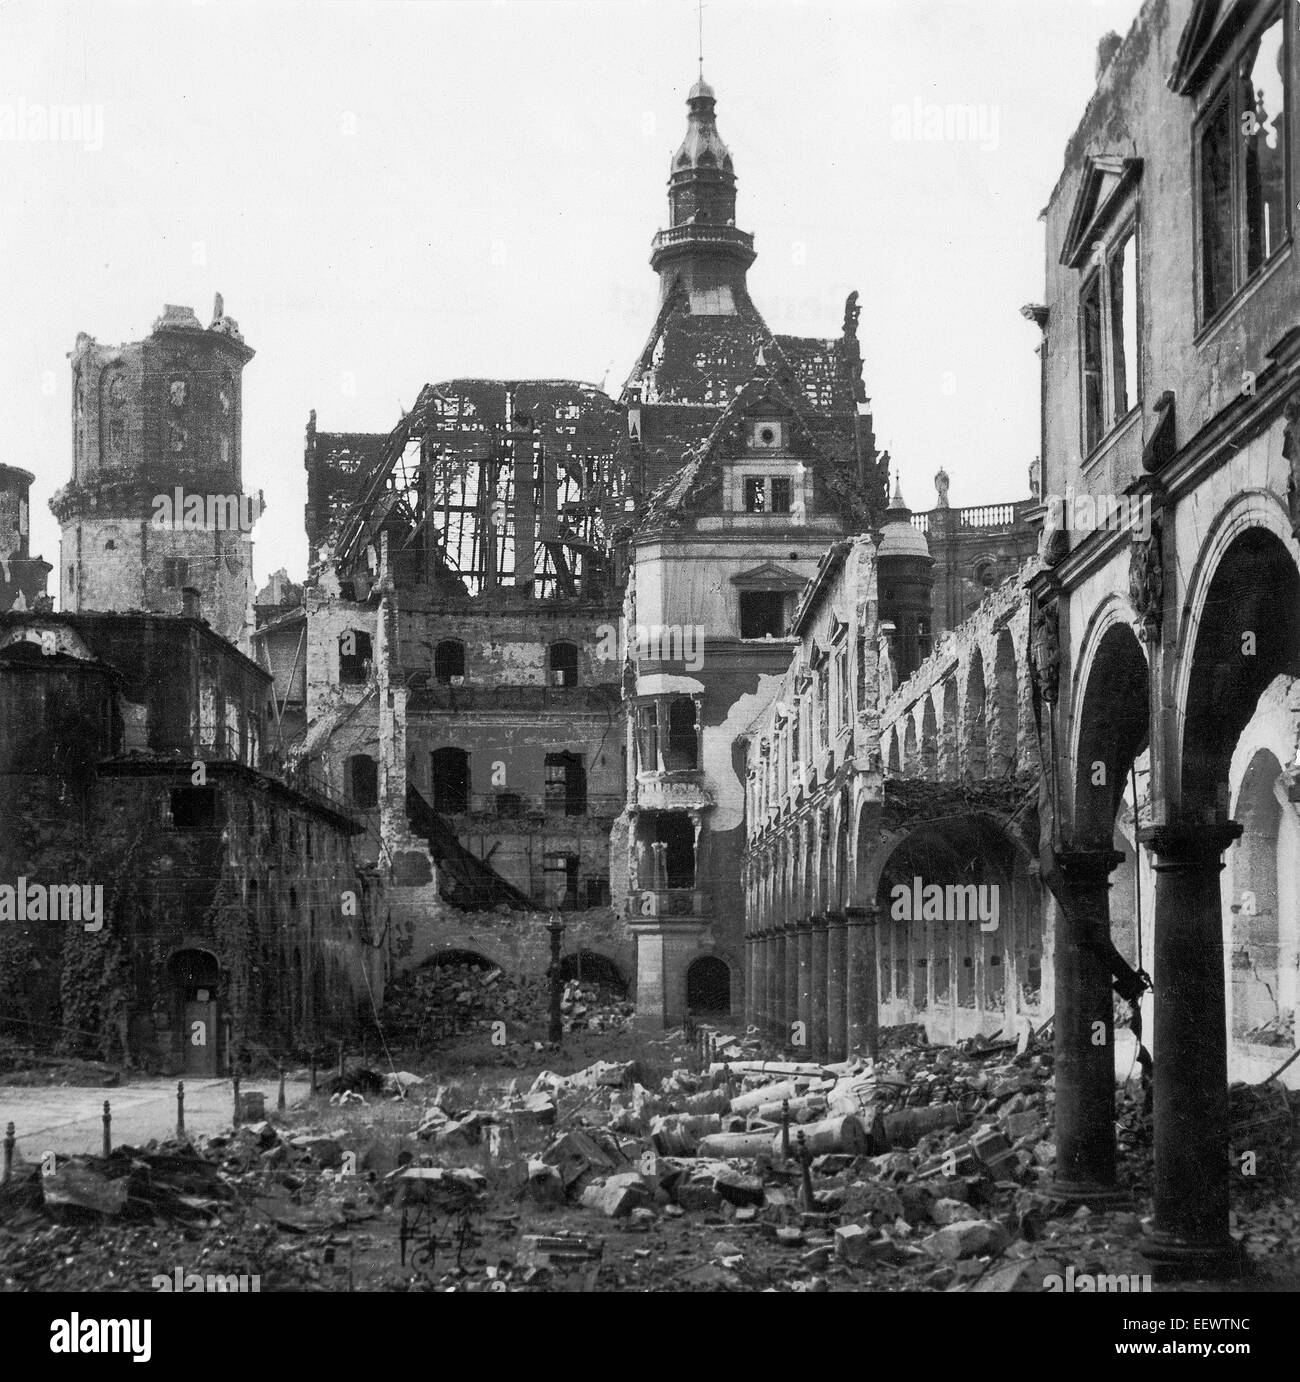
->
[[0, 463, 52, 613], [1028, 0, 1300, 1272], [0, 307, 382, 1069], [51, 300, 258, 647]]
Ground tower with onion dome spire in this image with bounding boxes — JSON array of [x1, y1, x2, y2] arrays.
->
[[649, 77, 756, 310]]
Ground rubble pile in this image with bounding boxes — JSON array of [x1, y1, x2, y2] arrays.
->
[[369, 964, 633, 1047], [1, 1024, 1296, 1292]]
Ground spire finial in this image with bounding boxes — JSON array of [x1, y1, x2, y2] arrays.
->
[[697, 0, 704, 81]]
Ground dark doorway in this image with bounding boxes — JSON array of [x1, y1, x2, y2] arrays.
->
[[169, 949, 220, 1075], [687, 956, 731, 1014], [557, 951, 629, 996]]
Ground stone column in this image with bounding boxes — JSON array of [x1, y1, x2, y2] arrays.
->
[[1051, 848, 1127, 1205], [744, 927, 756, 1032], [754, 930, 767, 1035], [796, 918, 813, 1053], [1139, 820, 1242, 1275], [783, 923, 799, 1052], [826, 912, 847, 1062], [769, 926, 784, 1047], [810, 915, 829, 1061], [845, 905, 879, 1059]]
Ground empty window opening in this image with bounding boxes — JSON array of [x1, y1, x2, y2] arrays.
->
[[339, 629, 372, 684], [431, 747, 470, 813], [665, 697, 699, 770], [740, 590, 787, 639], [545, 751, 586, 815], [170, 786, 218, 831], [550, 642, 579, 688], [434, 639, 465, 684], [348, 754, 378, 810]]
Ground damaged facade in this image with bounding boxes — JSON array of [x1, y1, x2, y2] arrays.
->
[[0, 303, 382, 1068], [0, 609, 381, 1070], [1028, 0, 1300, 1272]]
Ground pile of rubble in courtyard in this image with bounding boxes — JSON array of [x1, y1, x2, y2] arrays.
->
[[1, 1027, 1297, 1292], [369, 963, 634, 1047]]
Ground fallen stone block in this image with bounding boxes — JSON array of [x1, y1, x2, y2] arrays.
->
[[542, 1129, 618, 1189], [713, 1168, 765, 1207], [580, 1179, 645, 1218], [921, 1219, 1011, 1261], [675, 1177, 723, 1213], [931, 1197, 981, 1226]]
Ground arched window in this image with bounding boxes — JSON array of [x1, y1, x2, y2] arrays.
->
[[431, 747, 470, 813], [549, 641, 579, 688], [434, 639, 465, 685]]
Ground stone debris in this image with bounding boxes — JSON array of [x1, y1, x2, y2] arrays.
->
[[2, 1024, 1296, 1293]]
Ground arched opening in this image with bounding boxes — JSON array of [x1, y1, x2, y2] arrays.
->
[[963, 649, 987, 778], [1183, 529, 1300, 818], [348, 753, 378, 809], [873, 816, 1023, 1040], [431, 746, 470, 813], [920, 697, 938, 781], [557, 951, 629, 997], [1074, 622, 1149, 848], [988, 629, 1018, 776], [939, 678, 959, 779], [434, 639, 465, 685], [1228, 749, 1283, 1043], [687, 955, 731, 1015], [902, 717, 917, 779], [886, 728, 901, 777], [425, 948, 495, 972], [168, 948, 220, 1076]]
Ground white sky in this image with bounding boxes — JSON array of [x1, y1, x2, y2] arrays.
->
[[2, 0, 1144, 591]]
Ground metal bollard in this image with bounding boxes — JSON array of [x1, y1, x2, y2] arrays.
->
[[232, 1073, 241, 1127], [277, 1059, 286, 1113], [176, 1081, 185, 1140], [310, 1056, 317, 1094], [102, 1100, 111, 1159], [337, 1040, 344, 1078], [3, 1122, 14, 1183], [781, 1099, 791, 1162], [797, 1130, 814, 1211]]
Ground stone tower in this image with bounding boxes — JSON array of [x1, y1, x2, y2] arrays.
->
[[876, 478, 935, 682], [50, 300, 258, 645], [650, 78, 757, 310]]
